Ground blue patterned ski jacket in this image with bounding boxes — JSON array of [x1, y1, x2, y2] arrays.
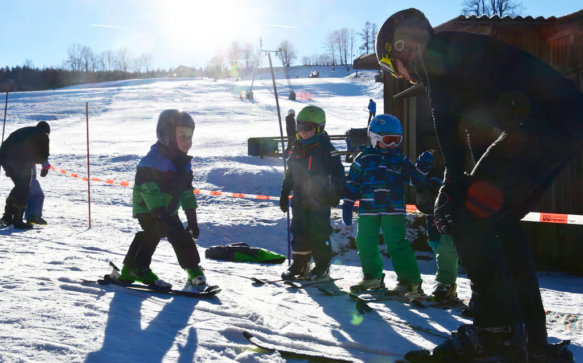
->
[[344, 146, 431, 215]]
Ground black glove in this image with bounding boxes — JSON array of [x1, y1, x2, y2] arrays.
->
[[434, 180, 465, 235], [279, 189, 290, 213], [342, 201, 354, 226], [184, 209, 200, 239], [40, 166, 49, 177]]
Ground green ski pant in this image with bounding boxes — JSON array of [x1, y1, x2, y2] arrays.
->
[[355, 214, 421, 283], [428, 234, 458, 284]]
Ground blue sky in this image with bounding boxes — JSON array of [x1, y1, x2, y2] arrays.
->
[[2, 0, 582, 70]]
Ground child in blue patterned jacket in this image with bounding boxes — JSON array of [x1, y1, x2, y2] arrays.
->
[[342, 114, 433, 294]]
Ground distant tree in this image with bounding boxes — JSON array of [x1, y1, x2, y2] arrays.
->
[[115, 47, 131, 72], [64, 44, 84, 71], [359, 21, 378, 55], [80, 45, 95, 72], [462, 0, 523, 16], [279, 40, 297, 68], [242, 42, 255, 71], [302, 56, 311, 66], [227, 41, 241, 68]]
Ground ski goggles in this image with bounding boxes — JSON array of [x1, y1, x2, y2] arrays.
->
[[379, 53, 399, 78], [369, 131, 402, 147], [296, 121, 317, 132]]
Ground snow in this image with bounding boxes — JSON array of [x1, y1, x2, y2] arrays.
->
[[1, 69, 582, 362]]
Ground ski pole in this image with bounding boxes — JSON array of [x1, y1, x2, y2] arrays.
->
[[267, 51, 292, 265], [0, 91, 8, 173]]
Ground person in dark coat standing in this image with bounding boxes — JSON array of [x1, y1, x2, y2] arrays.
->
[[285, 109, 296, 153], [367, 99, 376, 125], [376, 8, 581, 362], [0, 121, 50, 229]]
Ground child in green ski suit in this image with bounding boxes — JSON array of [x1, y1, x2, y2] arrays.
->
[[415, 177, 459, 302], [116, 109, 205, 288], [342, 114, 433, 294]]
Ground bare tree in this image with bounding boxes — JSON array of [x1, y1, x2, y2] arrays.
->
[[279, 40, 297, 68], [80, 45, 95, 72], [64, 44, 84, 71], [359, 21, 372, 55], [242, 42, 254, 71], [302, 56, 311, 66], [115, 47, 131, 72], [462, 0, 523, 16]]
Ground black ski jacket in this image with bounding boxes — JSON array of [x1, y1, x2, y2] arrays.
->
[[415, 31, 583, 181], [282, 132, 345, 210]]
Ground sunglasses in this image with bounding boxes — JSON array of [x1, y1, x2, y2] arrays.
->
[[297, 121, 317, 132], [379, 53, 400, 78]]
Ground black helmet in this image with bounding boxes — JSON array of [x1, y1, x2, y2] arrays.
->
[[36, 121, 50, 134], [415, 177, 442, 215], [376, 8, 433, 78], [156, 109, 195, 147]]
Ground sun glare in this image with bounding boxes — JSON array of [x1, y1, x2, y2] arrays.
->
[[153, 1, 257, 57]]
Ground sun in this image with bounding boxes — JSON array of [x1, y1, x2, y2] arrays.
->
[[153, 0, 258, 59]]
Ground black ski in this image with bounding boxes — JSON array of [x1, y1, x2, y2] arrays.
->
[[82, 275, 220, 298], [243, 331, 366, 362], [283, 277, 342, 289]]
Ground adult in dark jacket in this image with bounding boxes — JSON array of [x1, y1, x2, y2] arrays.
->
[[285, 109, 296, 152], [279, 106, 345, 281], [0, 121, 50, 229], [376, 8, 581, 362]]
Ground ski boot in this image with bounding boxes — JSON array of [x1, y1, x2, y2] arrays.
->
[[429, 323, 528, 362], [350, 274, 384, 292], [529, 340, 573, 363], [389, 281, 423, 296], [281, 254, 311, 280], [12, 208, 33, 230], [27, 215, 48, 225], [430, 282, 457, 303], [186, 266, 206, 287], [117, 265, 171, 288], [306, 264, 330, 281]]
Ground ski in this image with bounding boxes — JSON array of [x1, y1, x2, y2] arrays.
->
[[283, 277, 342, 289], [82, 275, 220, 298], [242, 331, 364, 362], [251, 275, 342, 288]]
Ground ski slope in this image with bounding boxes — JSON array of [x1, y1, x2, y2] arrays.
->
[[0, 71, 581, 362]]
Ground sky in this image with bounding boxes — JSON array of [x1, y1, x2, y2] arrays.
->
[[2, 0, 582, 70]]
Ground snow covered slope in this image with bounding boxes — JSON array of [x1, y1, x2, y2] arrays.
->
[[0, 73, 581, 362]]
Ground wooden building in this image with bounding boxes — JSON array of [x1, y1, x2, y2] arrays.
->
[[354, 10, 583, 273]]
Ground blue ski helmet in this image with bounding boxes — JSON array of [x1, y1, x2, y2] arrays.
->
[[156, 109, 195, 147], [368, 114, 403, 147]]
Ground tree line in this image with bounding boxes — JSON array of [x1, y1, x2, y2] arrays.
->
[[2, 0, 522, 91]]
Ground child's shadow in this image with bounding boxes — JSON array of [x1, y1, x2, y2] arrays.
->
[[85, 289, 218, 363], [302, 281, 449, 359]]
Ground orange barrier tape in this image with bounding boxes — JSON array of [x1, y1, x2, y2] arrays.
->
[[49, 165, 583, 224]]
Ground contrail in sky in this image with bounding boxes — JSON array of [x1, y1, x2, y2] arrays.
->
[[91, 24, 125, 30]]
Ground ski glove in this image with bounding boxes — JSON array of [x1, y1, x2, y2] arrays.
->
[[342, 201, 354, 226], [40, 165, 50, 177], [434, 180, 466, 235], [416, 151, 434, 174], [184, 209, 200, 239], [279, 189, 290, 213]]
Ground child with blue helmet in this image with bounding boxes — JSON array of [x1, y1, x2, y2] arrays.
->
[[343, 114, 433, 294]]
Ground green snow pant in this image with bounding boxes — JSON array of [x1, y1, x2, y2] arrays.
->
[[428, 234, 458, 284], [355, 214, 421, 283]]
